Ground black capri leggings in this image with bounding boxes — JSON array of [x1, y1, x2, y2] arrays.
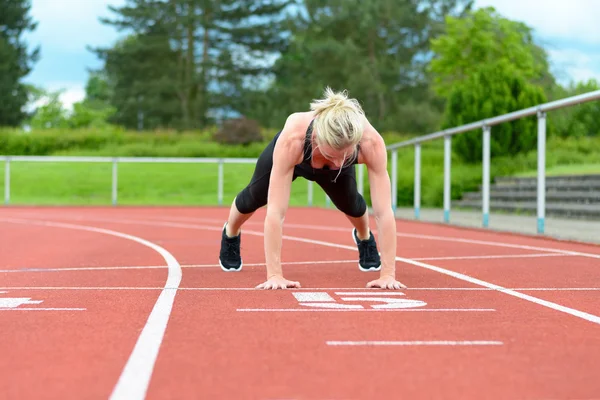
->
[[234, 133, 367, 218]]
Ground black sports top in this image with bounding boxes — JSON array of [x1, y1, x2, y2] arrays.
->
[[296, 119, 360, 174]]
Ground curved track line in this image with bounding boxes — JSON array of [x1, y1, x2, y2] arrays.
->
[[131, 215, 600, 259], [0, 217, 182, 400], [21, 215, 600, 326], [6, 212, 600, 258]]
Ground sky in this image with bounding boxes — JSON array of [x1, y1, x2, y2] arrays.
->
[[22, 0, 600, 110]]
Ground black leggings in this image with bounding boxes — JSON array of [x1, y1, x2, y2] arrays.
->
[[235, 133, 367, 217]]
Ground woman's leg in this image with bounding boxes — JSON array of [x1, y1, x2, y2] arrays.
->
[[219, 134, 279, 271], [314, 167, 380, 271]]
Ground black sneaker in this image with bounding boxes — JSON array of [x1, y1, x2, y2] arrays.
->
[[219, 223, 242, 272], [352, 228, 381, 271]]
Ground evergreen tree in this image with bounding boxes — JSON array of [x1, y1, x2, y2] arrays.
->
[[0, 0, 39, 126]]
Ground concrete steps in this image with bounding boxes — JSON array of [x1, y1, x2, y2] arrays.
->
[[455, 174, 600, 219]]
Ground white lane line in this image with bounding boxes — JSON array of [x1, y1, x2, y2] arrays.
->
[[99, 218, 600, 325], [0, 307, 86, 311], [2, 286, 600, 291], [0, 253, 574, 274], [412, 253, 569, 261], [293, 292, 335, 302], [334, 292, 407, 296], [236, 308, 497, 312], [0, 217, 182, 400], [326, 341, 503, 346], [6, 216, 600, 325], [142, 216, 600, 259], [0, 259, 358, 273], [5, 212, 600, 259], [398, 257, 600, 325]]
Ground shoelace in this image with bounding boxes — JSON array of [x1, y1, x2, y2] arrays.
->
[[359, 240, 377, 261], [224, 240, 240, 257]]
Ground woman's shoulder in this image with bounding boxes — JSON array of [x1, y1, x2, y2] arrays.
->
[[357, 117, 386, 162], [273, 112, 314, 163]]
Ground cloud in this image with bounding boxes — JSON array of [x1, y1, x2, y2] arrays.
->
[[27, 0, 126, 53], [546, 48, 600, 85], [473, 0, 600, 45]]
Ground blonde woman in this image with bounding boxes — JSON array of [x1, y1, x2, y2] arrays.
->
[[219, 87, 406, 290]]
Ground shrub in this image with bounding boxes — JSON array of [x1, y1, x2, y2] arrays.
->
[[213, 117, 262, 145]]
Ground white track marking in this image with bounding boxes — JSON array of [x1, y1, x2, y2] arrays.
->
[[412, 253, 569, 261], [236, 308, 496, 312], [326, 341, 503, 346], [0, 252, 573, 274], [299, 303, 363, 309], [4, 215, 600, 324], [69, 217, 600, 325], [2, 286, 600, 291], [398, 257, 600, 325], [335, 292, 407, 296], [0, 217, 182, 400], [293, 292, 335, 302], [0, 259, 359, 274], [139, 215, 600, 259], [0, 307, 86, 311]]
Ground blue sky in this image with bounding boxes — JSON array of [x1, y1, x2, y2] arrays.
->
[[23, 0, 600, 109]]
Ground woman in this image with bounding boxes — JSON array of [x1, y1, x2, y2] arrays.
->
[[219, 87, 406, 290]]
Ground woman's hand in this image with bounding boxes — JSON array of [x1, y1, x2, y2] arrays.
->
[[366, 275, 407, 290], [256, 275, 301, 290]]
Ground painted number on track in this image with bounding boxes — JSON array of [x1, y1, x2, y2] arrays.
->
[[293, 292, 427, 309]]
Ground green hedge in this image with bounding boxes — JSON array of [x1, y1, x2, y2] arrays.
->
[[2, 127, 598, 208]]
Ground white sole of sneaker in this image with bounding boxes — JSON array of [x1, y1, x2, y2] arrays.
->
[[219, 259, 242, 272], [352, 228, 381, 272], [220, 221, 243, 272]]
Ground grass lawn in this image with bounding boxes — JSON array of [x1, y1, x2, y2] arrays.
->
[[514, 163, 600, 177], [0, 161, 335, 207]]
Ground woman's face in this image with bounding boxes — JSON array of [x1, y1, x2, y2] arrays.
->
[[316, 143, 353, 169]]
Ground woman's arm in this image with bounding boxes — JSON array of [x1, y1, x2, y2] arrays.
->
[[362, 124, 407, 290], [256, 115, 304, 290]]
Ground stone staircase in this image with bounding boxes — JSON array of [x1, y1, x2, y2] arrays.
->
[[455, 174, 600, 219]]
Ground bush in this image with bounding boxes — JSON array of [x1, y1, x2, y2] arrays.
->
[[213, 117, 263, 145]]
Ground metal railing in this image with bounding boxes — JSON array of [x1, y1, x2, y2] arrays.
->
[[384, 89, 600, 234], [1, 155, 365, 208]]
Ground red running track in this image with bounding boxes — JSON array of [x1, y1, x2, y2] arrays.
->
[[1, 206, 599, 400]]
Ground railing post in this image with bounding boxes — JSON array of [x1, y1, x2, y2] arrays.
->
[[357, 164, 364, 196], [482, 126, 491, 227], [218, 159, 224, 206], [111, 158, 118, 206], [391, 150, 398, 211], [443, 135, 451, 223], [414, 144, 421, 219], [537, 111, 546, 234], [307, 180, 313, 206], [4, 157, 10, 205]]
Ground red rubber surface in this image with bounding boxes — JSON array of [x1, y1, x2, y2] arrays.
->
[[1, 206, 599, 400]]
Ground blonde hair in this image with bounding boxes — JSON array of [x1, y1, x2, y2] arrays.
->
[[309, 87, 365, 167]]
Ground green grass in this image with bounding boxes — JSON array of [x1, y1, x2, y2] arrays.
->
[[514, 163, 600, 177], [1, 133, 598, 207], [0, 161, 333, 207]]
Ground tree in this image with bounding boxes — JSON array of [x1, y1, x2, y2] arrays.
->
[[28, 88, 70, 129], [430, 7, 551, 162], [561, 79, 600, 137], [0, 0, 39, 127], [93, 0, 293, 130], [249, 0, 473, 132], [443, 63, 546, 162]]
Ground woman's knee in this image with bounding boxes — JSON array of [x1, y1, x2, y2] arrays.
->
[[235, 187, 267, 214]]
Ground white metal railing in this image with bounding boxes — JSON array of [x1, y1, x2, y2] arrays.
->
[[1, 155, 365, 207], [385, 89, 600, 234]]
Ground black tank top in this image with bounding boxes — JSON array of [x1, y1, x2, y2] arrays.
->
[[297, 119, 360, 173]]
